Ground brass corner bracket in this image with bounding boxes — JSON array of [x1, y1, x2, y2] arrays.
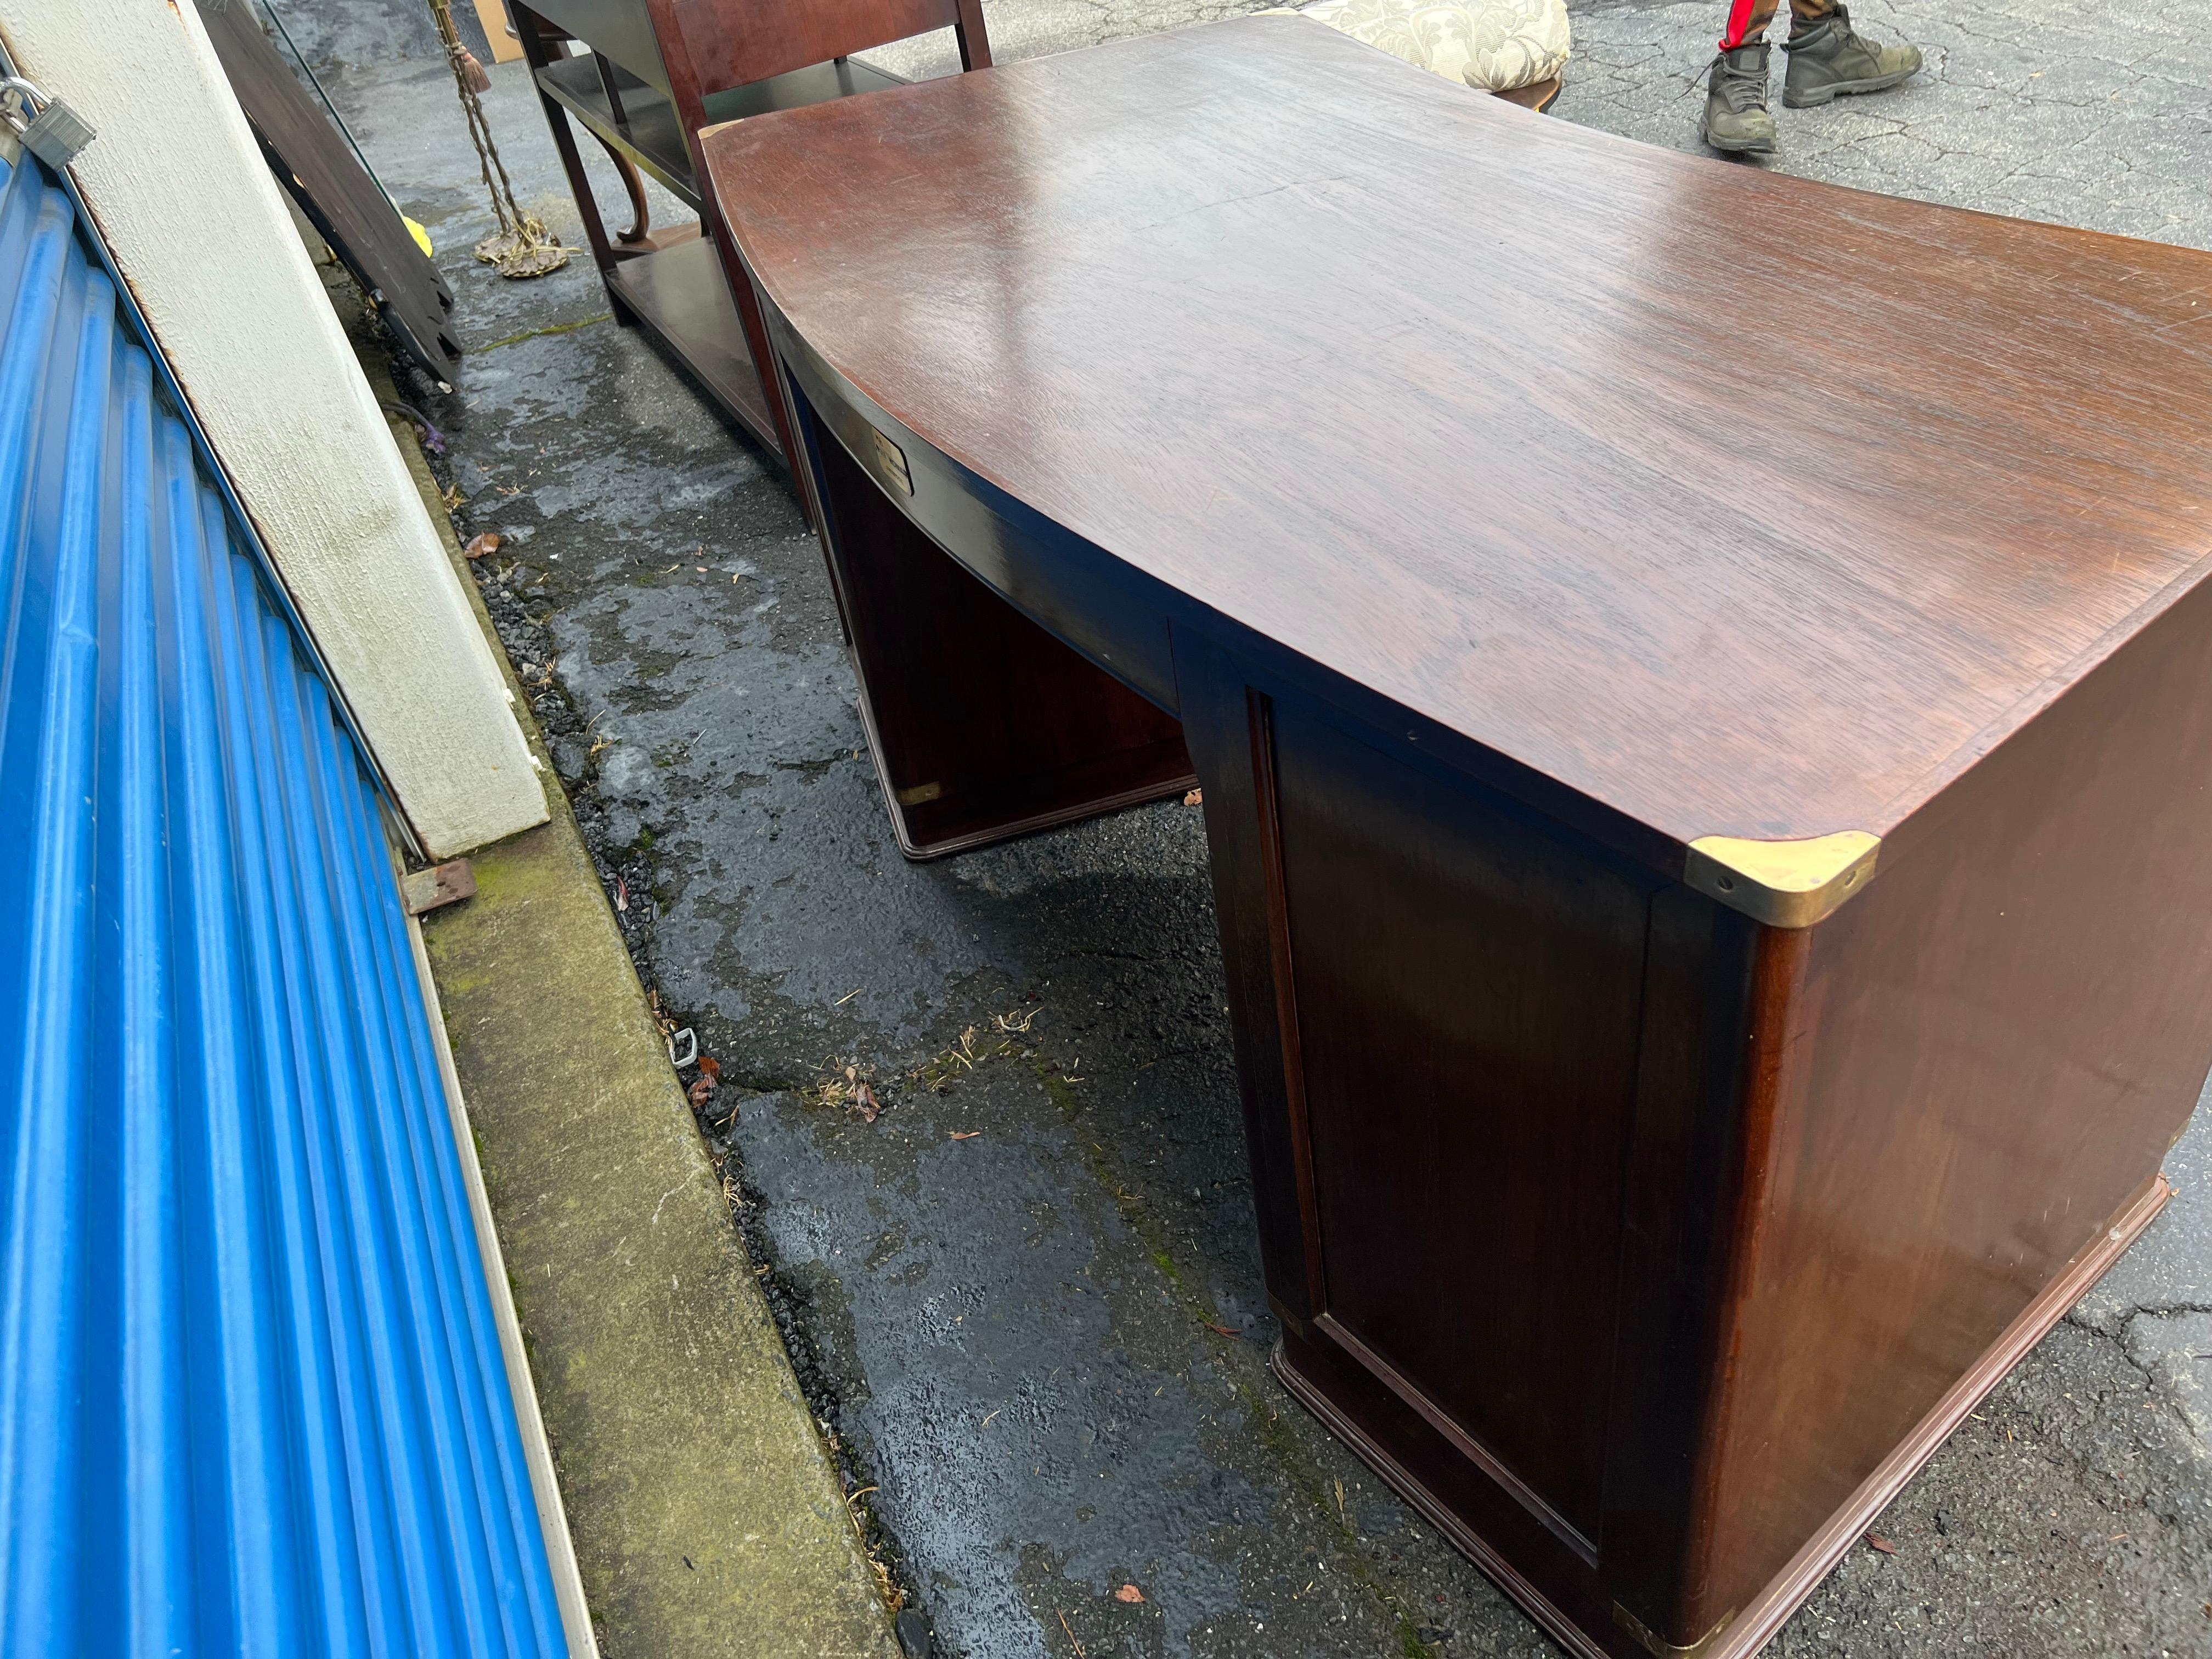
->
[[1612, 1601, 1739, 1659], [1684, 830, 1881, 929]]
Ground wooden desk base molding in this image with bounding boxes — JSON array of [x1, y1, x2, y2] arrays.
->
[[1276, 1173, 2172, 1659]]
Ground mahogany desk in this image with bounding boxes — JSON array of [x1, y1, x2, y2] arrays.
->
[[702, 20, 2212, 1657]]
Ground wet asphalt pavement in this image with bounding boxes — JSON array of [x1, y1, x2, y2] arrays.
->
[[302, 4, 2212, 1653]]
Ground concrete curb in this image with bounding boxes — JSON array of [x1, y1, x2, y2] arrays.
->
[[380, 391, 903, 1659]]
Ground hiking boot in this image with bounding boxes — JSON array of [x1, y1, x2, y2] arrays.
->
[[1782, 6, 1923, 106], [1702, 43, 1777, 154]]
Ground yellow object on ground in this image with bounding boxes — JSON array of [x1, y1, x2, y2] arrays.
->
[[472, 0, 527, 61], [406, 216, 433, 257]]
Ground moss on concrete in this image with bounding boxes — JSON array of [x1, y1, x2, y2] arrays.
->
[[384, 397, 900, 1659], [424, 801, 899, 1659]]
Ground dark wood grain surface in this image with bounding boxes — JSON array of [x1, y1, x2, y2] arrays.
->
[[1685, 550, 2212, 1632], [1272, 701, 1656, 1553], [663, 0, 978, 92], [704, 15, 2212, 853], [527, 0, 673, 92]]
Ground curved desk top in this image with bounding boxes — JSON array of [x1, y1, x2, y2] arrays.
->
[[702, 16, 2212, 855]]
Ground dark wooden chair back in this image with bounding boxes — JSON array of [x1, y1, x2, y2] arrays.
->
[[655, 0, 990, 95]]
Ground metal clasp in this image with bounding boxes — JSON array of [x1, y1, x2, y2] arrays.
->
[[1, 76, 95, 169]]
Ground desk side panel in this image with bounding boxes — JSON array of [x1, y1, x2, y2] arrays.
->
[[1270, 699, 1655, 1548], [1177, 634, 1684, 1589], [1697, 566, 2212, 1624]]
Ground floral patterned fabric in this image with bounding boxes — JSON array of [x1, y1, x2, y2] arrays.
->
[[1286, 0, 1570, 93]]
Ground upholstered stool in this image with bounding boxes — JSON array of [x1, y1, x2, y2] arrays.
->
[[1286, 0, 1570, 109]]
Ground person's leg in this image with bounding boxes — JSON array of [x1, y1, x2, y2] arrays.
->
[[1717, 0, 1781, 49], [1705, 0, 1921, 150], [1703, 0, 1780, 153]]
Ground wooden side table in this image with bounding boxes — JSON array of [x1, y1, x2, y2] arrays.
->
[[513, 0, 989, 464], [703, 20, 2212, 1658]]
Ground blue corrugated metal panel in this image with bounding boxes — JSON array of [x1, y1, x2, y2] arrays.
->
[[0, 144, 568, 1657]]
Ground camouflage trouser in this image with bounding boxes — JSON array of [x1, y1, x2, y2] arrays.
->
[[1718, 0, 1836, 49]]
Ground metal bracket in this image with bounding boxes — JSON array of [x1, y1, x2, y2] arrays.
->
[[1684, 830, 1881, 928], [1, 76, 95, 169], [1612, 1601, 1740, 1658], [870, 427, 913, 496], [401, 857, 478, 916]]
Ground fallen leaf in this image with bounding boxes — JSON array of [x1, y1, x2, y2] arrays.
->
[[698, 1056, 722, 1085], [1114, 1584, 1145, 1604], [614, 877, 629, 912], [1183, 788, 1203, 806], [950, 1131, 982, 1141], [1204, 1322, 1242, 1339], [465, 532, 502, 559], [687, 1076, 716, 1108], [1864, 1532, 1897, 1555], [856, 1081, 881, 1122]]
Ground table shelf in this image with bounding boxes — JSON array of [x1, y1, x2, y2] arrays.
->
[[534, 52, 905, 215], [604, 234, 779, 447]]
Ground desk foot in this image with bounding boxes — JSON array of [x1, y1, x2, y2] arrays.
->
[[1269, 1172, 2173, 1659]]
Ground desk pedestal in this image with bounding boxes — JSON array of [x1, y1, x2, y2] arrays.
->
[[777, 347, 2198, 1659]]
